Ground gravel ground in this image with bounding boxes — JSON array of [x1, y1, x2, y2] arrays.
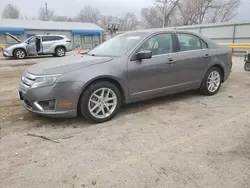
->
[[0, 54, 250, 188]]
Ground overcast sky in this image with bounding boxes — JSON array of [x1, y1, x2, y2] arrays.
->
[[0, 0, 249, 21]]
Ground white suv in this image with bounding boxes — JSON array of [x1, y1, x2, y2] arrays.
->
[[2, 33, 73, 59]]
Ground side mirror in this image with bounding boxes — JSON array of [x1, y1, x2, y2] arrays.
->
[[245, 62, 250, 71], [135, 50, 152, 60], [245, 53, 250, 71]]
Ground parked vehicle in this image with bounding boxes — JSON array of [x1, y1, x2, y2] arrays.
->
[[2, 33, 72, 59], [19, 29, 232, 123], [245, 52, 250, 71]]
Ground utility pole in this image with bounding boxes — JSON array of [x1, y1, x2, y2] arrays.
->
[[45, 2, 48, 21], [162, 0, 166, 27], [157, 0, 167, 27]]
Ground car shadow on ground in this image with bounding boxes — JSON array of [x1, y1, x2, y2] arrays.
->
[[2, 55, 54, 60], [25, 90, 201, 128]]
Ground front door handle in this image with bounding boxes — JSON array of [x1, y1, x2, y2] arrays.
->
[[204, 54, 211, 58], [166, 58, 175, 64]]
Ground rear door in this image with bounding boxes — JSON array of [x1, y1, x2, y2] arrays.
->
[[42, 36, 63, 53], [26, 36, 37, 55], [173, 32, 210, 86]]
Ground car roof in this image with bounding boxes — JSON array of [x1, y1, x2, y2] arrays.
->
[[36, 34, 66, 37], [121, 28, 220, 49], [123, 28, 199, 36]]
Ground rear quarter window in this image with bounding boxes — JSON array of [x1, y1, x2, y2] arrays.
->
[[42, 36, 63, 42]]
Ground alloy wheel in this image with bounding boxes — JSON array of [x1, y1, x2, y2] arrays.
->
[[88, 88, 117, 119], [57, 48, 65, 57], [207, 70, 221, 93], [16, 50, 25, 59]]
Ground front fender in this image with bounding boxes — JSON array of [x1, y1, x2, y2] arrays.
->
[[58, 58, 129, 102]]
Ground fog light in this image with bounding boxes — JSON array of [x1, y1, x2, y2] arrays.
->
[[36, 99, 56, 111]]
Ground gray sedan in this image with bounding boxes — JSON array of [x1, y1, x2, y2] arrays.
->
[[19, 29, 232, 123]]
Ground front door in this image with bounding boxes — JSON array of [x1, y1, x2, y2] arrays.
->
[[26, 36, 37, 56], [174, 32, 211, 87], [128, 33, 179, 100]]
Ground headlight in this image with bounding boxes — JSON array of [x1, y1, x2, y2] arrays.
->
[[31, 75, 61, 89]]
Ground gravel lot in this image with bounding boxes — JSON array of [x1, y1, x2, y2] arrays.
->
[[0, 54, 250, 188]]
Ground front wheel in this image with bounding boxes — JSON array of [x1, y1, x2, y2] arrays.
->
[[14, 49, 26, 59], [200, 67, 222, 96], [79, 81, 122, 123]]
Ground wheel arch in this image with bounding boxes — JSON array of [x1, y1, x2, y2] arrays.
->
[[77, 76, 126, 115], [210, 64, 225, 82], [12, 48, 27, 57], [55, 45, 66, 53]]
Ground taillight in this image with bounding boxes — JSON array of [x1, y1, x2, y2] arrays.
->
[[66, 40, 71, 43]]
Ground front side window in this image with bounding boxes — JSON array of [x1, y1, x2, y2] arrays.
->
[[138, 33, 173, 56], [177, 33, 202, 52], [201, 40, 208, 49], [87, 32, 148, 57]]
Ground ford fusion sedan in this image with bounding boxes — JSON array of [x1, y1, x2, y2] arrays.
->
[[19, 29, 232, 123]]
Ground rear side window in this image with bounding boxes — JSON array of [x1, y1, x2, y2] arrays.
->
[[42, 36, 63, 42], [177, 33, 202, 51]]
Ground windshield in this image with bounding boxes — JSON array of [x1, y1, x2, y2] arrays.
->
[[23, 36, 33, 43], [87, 32, 148, 57]]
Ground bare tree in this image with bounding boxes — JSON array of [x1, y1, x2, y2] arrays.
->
[[76, 6, 100, 24], [38, 7, 54, 21], [119, 12, 139, 30], [206, 0, 241, 23], [176, 0, 241, 25], [140, 0, 180, 28], [99, 15, 119, 30], [52, 15, 69, 22], [141, 6, 162, 28], [2, 4, 20, 19]]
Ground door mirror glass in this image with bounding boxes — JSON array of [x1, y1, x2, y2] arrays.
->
[[245, 63, 250, 71], [245, 53, 250, 71], [136, 50, 152, 60]]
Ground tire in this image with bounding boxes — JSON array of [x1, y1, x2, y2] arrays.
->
[[55, 47, 66, 57], [14, 49, 26, 59], [79, 81, 122, 123], [200, 66, 222, 96]]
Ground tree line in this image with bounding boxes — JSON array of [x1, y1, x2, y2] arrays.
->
[[1, 0, 241, 30]]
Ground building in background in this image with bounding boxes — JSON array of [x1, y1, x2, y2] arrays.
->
[[0, 19, 104, 49]]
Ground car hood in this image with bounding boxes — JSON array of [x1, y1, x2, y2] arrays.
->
[[6, 32, 21, 43], [27, 55, 114, 75]]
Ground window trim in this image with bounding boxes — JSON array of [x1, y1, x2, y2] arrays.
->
[[130, 32, 176, 61], [175, 32, 209, 52]]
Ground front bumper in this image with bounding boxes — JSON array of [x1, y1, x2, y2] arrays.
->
[[19, 81, 83, 118], [3, 51, 12, 57]]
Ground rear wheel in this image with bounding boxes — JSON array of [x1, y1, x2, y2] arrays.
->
[[14, 49, 26, 59], [79, 81, 121, 123], [55, 47, 66, 57], [200, 67, 222, 96]]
